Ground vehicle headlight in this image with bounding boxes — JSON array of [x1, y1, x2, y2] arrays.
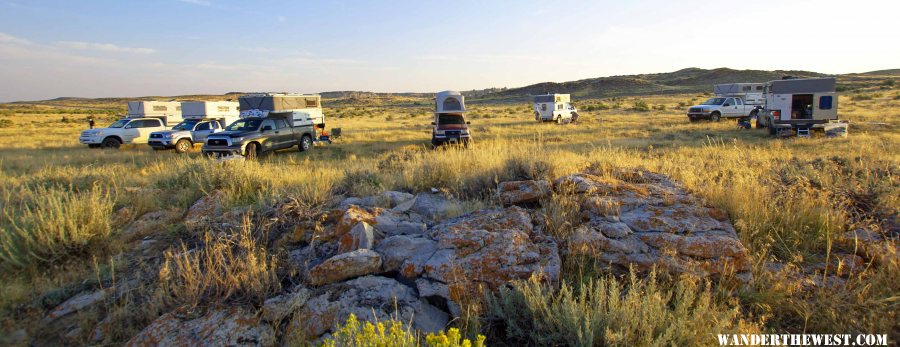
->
[[231, 137, 243, 143], [95, 130, 103, 136], [163, 134, 173, 139]]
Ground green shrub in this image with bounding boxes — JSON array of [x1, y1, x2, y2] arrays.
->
[[653, 104, 667, 111], [851, 94, 873, 101], [0, 119, 12, 128], [632, 100, 650, 112], [485, 273, 760, 347]]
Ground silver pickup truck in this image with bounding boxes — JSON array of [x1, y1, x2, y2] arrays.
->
[[687, 97, 762, 122]]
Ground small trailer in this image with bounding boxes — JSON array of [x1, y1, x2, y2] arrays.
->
[[759, 78, 838, 136], [431, 90, 472, 147], [126, 101, 183, 126], [533, 94, 578, 123]]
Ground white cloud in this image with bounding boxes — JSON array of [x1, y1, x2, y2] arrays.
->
[[176, 0, 211, 6], [0, 32, 31, 45], [55, 41, 157, 54]]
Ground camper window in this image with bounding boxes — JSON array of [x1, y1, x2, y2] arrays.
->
[[442, 97, 462, 111], [819, 96, 833, 110], [743, 86, 752, 92], [791, 94, 814, 119]]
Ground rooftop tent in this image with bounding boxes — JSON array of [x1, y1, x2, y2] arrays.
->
[[436, 90, 466, 113], [239, 94, 321, 111], [769, 78, 836, 94]]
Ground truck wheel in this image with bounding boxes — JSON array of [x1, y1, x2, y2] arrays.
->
[[710, 112, 721, 122], [101, 137, 121, 149], [174, 139, 192, 153], [245, 142, 260, 160], [298, 135, 312, 152], [556, 116, 563, 124], [88, 144, 100, 148]]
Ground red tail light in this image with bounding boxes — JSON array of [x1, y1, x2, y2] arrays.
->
[[773, 111, 781, 120]]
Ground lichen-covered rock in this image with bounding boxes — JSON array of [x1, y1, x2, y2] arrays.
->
[[374, 211, 428, 236], [308, 249, 382, 285], [421, 207, 560, 303], [123, 209, 182, 239], [287, 276, 448, 340], [183, 190, 225, 231], [261, 287, 311, 322], [126, 307, 275, 347], [564, 170, 752, 279], [374, 235, 437, 277], [338, 191, 415, 210], [43, 289, 111, 323], [498, 180, 550, 205], [326, 205, 380, 241], [408, 193, 463, 221], [337, 222, 376, 253]]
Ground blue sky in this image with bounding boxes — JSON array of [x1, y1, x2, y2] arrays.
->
[[1, 0, 897, 101]]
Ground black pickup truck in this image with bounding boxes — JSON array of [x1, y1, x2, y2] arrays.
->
[[201, 114, 314, 159]]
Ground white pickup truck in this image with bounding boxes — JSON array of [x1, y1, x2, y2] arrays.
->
[[686, 97, 762, 122], [80, 117, 170, 148]]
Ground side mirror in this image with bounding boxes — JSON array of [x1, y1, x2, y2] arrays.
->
[[262, 125, 273, 131], [466, 121, 471, 124], [317, 124, 325, 129], [431, 122, 436, 125], [723, 103, 731, 107], [124, 124, 134, 129]]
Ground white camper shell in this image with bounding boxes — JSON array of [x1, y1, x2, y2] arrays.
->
[[533, 94, 578, 123], [146, 101, 241, 152], [238, 93, 325, 128], [714, 83, 765, 105], [127, 101, 183, 126], [761, 78, 838, 134]]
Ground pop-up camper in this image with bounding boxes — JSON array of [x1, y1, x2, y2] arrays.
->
[[533, 94, 578, 123], [714, 83, 765, 105], [238, 93, 325, 128], [760, 78, 838, 135], [181, 101, 240, 127], [126, 101, 183, 126]]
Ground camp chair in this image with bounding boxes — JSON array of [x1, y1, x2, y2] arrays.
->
[[331, 128, 342, 141]]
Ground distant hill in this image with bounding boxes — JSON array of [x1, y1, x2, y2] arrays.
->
[[475, 68, 829, 101], [853, 69, 900, 76]]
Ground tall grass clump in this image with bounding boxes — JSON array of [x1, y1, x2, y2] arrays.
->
[[157, 218, 280, 308], [485, 273, 761, 347], [0, 185, 114, 269]]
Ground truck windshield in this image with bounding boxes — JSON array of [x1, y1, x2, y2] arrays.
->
[[108, 119, 129, 128], [172, 120, 199, 131], [438, 114, 466, 125], [226, 119, 263, 131], [702, 98, 727, 105]]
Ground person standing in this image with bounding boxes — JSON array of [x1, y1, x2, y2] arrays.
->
[[88, 117, 95, 129]]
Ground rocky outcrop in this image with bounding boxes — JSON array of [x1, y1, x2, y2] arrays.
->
[[183, 190, 226, 231], [286, 276, 448, 340], [498, 180, 550, 205], [127, 307, 275, 347], [308, 249, 383, 285], [561, 171, 752, 279]]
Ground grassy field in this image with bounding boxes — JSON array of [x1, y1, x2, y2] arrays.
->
[[0, 87, 898, 345]]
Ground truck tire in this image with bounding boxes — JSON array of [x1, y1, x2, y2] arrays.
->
[[245, 142, 260, 160], [710, 112, 721, 122], [174, 139, 192, 153], [88, 144, 100, 148], [101, 137, 121, 149], [298, 135, 312, 152]]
